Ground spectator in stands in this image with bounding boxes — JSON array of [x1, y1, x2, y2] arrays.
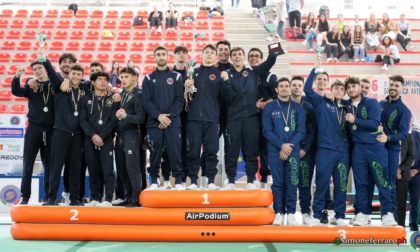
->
[[109, 61, 121, 87], [380, 13, 397, 40], [315, 13, 330, 47], [232, 0, 240, 8], [336, 14, 346, 33], [301, 12, 317, 50], [275, 0, 287, 40], [397, 13, 413, 51], [126, 59, 139, 75], [352, 25, 366, 62], [339, 25, 353, 61], [365, 13, 381, 50], [165, 3, 179, 32], [379, 35, 400, 71], [349, 14, 364, 31], [409, 123, 420, 231], [148, 5, 163, 33], [288, 0, 304, 35], [325, 25, 343, 62]]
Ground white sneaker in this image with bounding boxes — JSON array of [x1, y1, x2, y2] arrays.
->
[[302, 213, 312, 225], [87, 200, 100, 206], [111, 198, 124, 205], [98, 201, 112, 207], [62, 192, 70, 205], [330, 217, 337, 225], [157, 26, 161, 32], [350, 215, 371, 225], [349, 215, 355, 225], [327, 58, 333, 63], [259, 182, 266, 189], [273, 213, 284, 226], [246, 183, 256, 190], [207, 183, 221, 190], [223, 183, 235, 190], [287, 214, 298, 225], [354, 59, 360, 63], [382, 212, 397, 226], [310, 218, 321, 226], [164, 180, 172, 189], [336, 219, 347, 226], [186, 184, 198, 190], [175, 184, 185, 191], [182, 182, 186, 188], [253, 180, 259, 188], [353, 213, 368, 226], [148, 183, 159, 190], [199, 177, 208, 189], [382, 66, 389, 71], [302, 40, 307, 46], [223, 179, 229, 188]]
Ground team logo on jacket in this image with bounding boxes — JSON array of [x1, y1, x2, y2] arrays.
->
[[209, 74, 216, 80], [167, 78, 174, 85], [106, 98, 114, 106], [242, 71, 249, 77]]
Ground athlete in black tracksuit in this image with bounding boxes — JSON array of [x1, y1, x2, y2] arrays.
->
[[143, 68, 185, 187], [79, 73, 119, 205], [186, 64, 226, 187], [42, 60, 89, 206], [221, 53, 277, 185], [12, 65, 54, 204]]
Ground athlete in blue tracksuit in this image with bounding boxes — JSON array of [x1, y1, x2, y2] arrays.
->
[[304, 68, 350, 224], [345, 77, 396, 225], [409, 126, 420, 231], [142, 46, 185, 189], [263, 77, 305, 224], [379, 75, 411, 212]]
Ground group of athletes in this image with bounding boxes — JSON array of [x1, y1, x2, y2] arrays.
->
[[12, 38, 417, 228]]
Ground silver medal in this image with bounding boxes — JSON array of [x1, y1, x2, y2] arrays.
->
[[284, 126, 290, 132], [74, 111, 79, 117], [98, 120, 103, 125], [43, 107, 48, 112], [352, 125, 357, 130]]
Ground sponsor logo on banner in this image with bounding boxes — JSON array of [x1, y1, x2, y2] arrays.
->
[[0, 128, 24, 138], [0, 155, 23, 161], [0, 144, 3, 150], [6, 143, 21, 153], [185, 212, 230, 220], [10, 116, 20, 126], [0, 185, 20, 206]]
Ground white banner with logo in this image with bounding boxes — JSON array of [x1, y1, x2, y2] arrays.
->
[[0, 177, 39, 213], [0, 114, 25, 174]]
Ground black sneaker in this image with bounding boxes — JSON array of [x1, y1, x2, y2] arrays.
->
[[125, 201, 141, 208], [69, 200, 85, 206], [19, 198, 29, 205], [320, 210, 329, 224], [42, 198, 58, 206], [113, 198, 131, 206]]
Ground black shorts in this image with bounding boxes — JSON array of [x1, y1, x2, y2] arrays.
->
[[288, 10, 301, 28]]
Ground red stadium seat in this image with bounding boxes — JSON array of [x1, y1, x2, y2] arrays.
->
[[106, 10, 119, 19], [137, 10, 149, 19], [14, 95, 28, 101], [50, 41, 64, 50], [131, 42, 144, 51], [145, 54, 155, 64], [2, 77, 12, 87], [17, 41, 32, 50], [83, 65, 90, 75], [39, 30, 53, 38], [181, 11, 194, 18], [104, 20, 117, 29], [129, 54, 142, 63], [195, 55, 203, 64], [212, 21, 225, 30], [0, 64, 6, 74], [142, 65, 155, 75], [54, 30, 68, 40], [165, 31, 178, 41], [212, 32, 225, 41], [66, 41, 80, 51], [70, 31, 84, 40], [195, 42, 206, 52], [0, 9, 13, 18], [79, 53, 94, 63], [96, 53, 110, 63], [112, 54, 126, 63], [30, 10, 44, 18], [164, 42, 177, 52], [47, 53, 60, 62], [168, 54, 175, 64], [88, 20, 102, 29], [102, 30, 115, 40], [60, 10, 74, 18], [26, 20, 40, 28], [195, 32, 209, 41], [10, 20, 24, 28], [0, 19, 8, 28], [114, 42, 128, 51], [10, 104, 28, 114], [146, 42, 161, 51], [148, 32, 162, 40], [0, 90, 13, 101], [25, 65, 34, 74], [1, 41, 16, 50], [72, 20, 86, 29], [134, 31, 147, 40], [0, 104, 8, 114], [15, 9, 28, 18], [8, 65, 20, 74], [12, 53, 28, 62], [121, 11, 134, 19], [180, 32, 194, 41], [23, 30, 36, 39], [41, 19, 55, 29], [91, 10, 103, 18], [75, 10, 89, 18], [46, 9, 58, 18], [57, 20, 71, 29], [197, 11, 209, 19], [117, 31, 131, 40], [99, 42, 112, 51], [179, 21, 194, 30], [180, 42, 193, 51], [82, 42, 96, 51], [196, 21, 209, 30], [0, 30, 4, 39], [119, 20, 132, 29], [0, 53, 11, 62]]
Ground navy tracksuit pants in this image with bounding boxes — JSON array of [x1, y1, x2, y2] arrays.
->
[[298, 150, 315, 214], [20, 124, 51, 200], [186, 121, 219, 185], [352, 143, 393, 215], [312, 148, 348, 219], [388, 150, 400, 212], [269, 152, 300, 214], [147, 127, 184, 184]]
